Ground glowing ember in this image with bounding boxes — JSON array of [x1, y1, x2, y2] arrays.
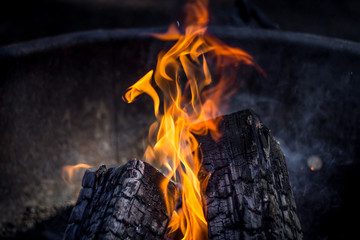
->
[[62, 163, 93, 185], [307, 155, 322, 171], [124, 0, 258, 238]]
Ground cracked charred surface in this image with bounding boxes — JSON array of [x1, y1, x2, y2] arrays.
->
[[63, 109, 302, 240], [197, 109, 302, 239], [63, 159, 175, 240]]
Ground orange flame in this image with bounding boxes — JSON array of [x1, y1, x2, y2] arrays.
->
[[124, 0, 258, 239], [62, 163, 93, 184]]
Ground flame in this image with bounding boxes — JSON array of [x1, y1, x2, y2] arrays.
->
[[62, 163, 93, 184], [124, 0, 258, 239]]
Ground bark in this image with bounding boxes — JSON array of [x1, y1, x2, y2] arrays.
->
[[63, 109, 302, 240], [197, 109, 302, 239], [63, 159, 176, 240]]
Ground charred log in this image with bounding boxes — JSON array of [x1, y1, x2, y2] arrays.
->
[[63, 159, 176, 240], [197, 109, 302, 239], [63, 109, 302, 240]]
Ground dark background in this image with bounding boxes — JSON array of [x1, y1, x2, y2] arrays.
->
[[1, 0, 360, 47], [1, 0, 360, 240]]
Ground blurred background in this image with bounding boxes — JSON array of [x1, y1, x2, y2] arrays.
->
[[1, 0, 360, 46], [1, 0, 359, 240]]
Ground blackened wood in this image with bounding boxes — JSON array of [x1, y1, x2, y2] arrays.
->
[[197, 109, 302, 239], [64, 109, 302, 240], [63, 159, 176, 240]]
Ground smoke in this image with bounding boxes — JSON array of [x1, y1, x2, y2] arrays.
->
[[226, 66, 360, 239]]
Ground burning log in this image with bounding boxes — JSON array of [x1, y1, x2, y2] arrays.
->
[[197, 109, 302, 239], [63, 109, 302, 240], [63, 159, 176, 240]]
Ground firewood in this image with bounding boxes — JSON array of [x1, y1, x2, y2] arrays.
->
[[63, 159, 176, 240], [197, 109, 302, 239], [63, 109, 302, 240]]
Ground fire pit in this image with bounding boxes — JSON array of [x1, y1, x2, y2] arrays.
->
[[1, 23, 359, 239]]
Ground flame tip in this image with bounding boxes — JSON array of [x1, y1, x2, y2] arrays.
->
[[62, 163, 93, 184]]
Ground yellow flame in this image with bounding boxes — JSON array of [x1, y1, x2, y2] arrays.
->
[[124, 0, 258, 238], [62, 163, 93, 184]]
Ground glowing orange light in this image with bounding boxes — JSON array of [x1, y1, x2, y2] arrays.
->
[[307, 155, 322, 171], [62, 163, 93, 184], [124, 0, 259, 238]]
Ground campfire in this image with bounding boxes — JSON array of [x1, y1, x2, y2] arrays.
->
[[62, 0, 302, 239], [1, 0, 359, 238], [123, 0, 260, 238]]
